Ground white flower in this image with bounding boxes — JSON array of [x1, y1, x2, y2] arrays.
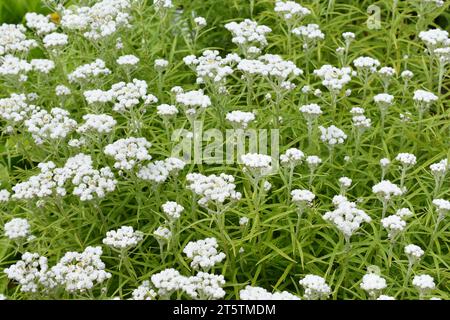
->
[[162, 201, 184, 220], [299, 275, 331, 300], [241, 153, 273, 177], [137, 161, 169, 184], [377, 295, 395, 300], [43, 32, 68, 49], [381, 215, 406, 239], [395, 208, 413, 219], [226, 110, 255, 128], [55, 85, 71, 96], [280, 148, 304, 166], [153, 226, 172, 241], [319, 125, 347, 146], [104, 137, 152, 171], [194, 17, 207, 28], [131, 280, 157, 300], [395, 153, 417, 167], [4, 218, 31, 240], [0, 24, 37, 55], [413, 89, 438, 115], [0, 189, 11, 202], [150, 268, 184, 298], [51, 246, 112, 293], [360, 273, 387, 298], [103, 226, 144, 250], [25, 12, 56, 35], [240, 285, 300, 300], [224, 19, 271, 57], [373, 93, 394, 110], [183, 272, 226, 300], [418, 28, 449, 51], [239, 217, 249, 226], [77, 114, 116, 134], [154, 58, 169, 71], [339, 177, 352, 188], [323, 196, 371, 240], [4, 252, 50, 293], [291, 189, 315, 205], [300, 103, 323, 119], [274, 1, 311, 23], [412, 275, 435, 296], [157, 104, 178, 117], [313, 65, 352, 92], [404, 244, 424, 264], [353, 56, 380, 73], [116, 54, 140, 66], [31, 59, 55, 74], [68, 59, 111, 83], [292, 24, 325, 49], [372, 180, 403, 201], [24, 108, 77, 145], [183, 237, 226, 271]]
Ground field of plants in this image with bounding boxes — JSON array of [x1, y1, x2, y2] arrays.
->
[[0, 0, 449, 300]]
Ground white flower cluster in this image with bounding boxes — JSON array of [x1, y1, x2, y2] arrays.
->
[[175, 89, 211, 118], [240, 285, 300, 300], [404, 244, 424, 265], [30, 59, 55, 74], [381, 214, 406, 239], [156, 104, 178, 117], [77, 114, 117, 134], [274, 1, 311, 23], [418, 28, 449, 52], [60, 0, 131, 41], [298, 274, 331, 300], [432, 198, 450, 221], [137, 158, 185, 184], [353, 56, 380, 73], [299, 103, 323, 121], [241, 153, 273, 177], [68, 59, 111, 83], [161, 201, 184, 220], [4, 218, 31, 240], [0, 55, 32, 78], [186, 172, 241, 207], [319, 125, 347, 146], [131, 280, 157, 300], [323, 195, 371, 240], [429, 158, 448, 177], [292, 24, 325, 49], [413, 89, 438, 114], [395, 153, 417, 167], [150, 268, 184, 297], [373, 93, 394, 114], [183, 50, 239, 89], [183, 237, 226, 270], [351, 107, 372, 130], [24, 107, 77, 144], [412, 274, 435, 295], [313, 65, 352, 93], [183, 272, 226, 300], [395, 208, 413, 219], [224, 19, 272, 57], [104, 137, 152, 171], [225, 110, 255, 128], [0, 93, 37, 124], [103, 226, 144, 250], [117, 54, 139, 66], [50, 246, 111, 292], [280, 148, 304, 166], [153, 226, 172, 241], [0, 189, 10, 202], [11, 162, 57, 200], [42, 32, 68, 50], [194, 17, 207, 28], [25, 13, 56, 35], [0, 24, 37, 55], [360, 273, 387, 298], [4, 252, 50, 293], [291, 189, 315, 205], [372, 180, 403, 201], [110, 79, 157, 112]]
